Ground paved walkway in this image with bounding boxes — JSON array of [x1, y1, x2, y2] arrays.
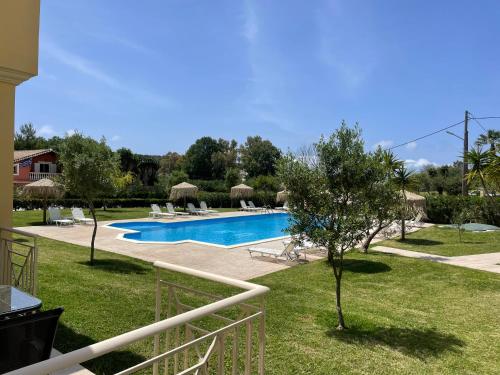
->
[[373, 246, 500, 274]]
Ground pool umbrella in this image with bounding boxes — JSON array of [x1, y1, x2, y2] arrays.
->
[[230, 184, 254, 199], [401, 190, 427, 216], [22, 178, 64, 224], [169, 182, 198, 211], [276, 190, 288, 203]]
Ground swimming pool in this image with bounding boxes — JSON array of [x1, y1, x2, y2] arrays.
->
[[107, 213, 291, 247]]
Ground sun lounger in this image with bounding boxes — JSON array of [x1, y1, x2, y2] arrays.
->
[[275, 201, 289, 211], [149, 204, 175, 219], [248, 242, 302, 261], [248, 201, 265, 211], [71, 207, 94, 225], [187, 203, 209, 215], [240, 200, 260, 211], [200, 201, 219, 214], [166, 203, 189, 216], [48, 207, 74, 226]]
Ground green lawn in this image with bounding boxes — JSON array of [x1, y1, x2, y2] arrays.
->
[[378, 226, 500, 256], [13, 207, 239, 227], [31, 234, 499, 374]]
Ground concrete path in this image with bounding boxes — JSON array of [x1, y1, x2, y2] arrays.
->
[[373, 245, 500, 274]]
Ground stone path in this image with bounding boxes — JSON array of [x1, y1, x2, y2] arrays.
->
[[373, 245, 500, 274]]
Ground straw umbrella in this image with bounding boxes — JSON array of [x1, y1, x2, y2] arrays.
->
[[230, 184, 254, 199], [169, 182, 198, 211], [22, 178, 64, 224], [402, 190, 427, 215], [276, 190, 288, 203]]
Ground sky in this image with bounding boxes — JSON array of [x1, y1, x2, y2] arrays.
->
[[15, 0, 500, 168]]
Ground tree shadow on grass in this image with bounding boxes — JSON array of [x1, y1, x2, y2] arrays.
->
[[343, 259, 392, 274], [395, 238, 443, 246], [327, 325, 464, 360], [77, 259, 150, 275], [55, 323, 146, 374]]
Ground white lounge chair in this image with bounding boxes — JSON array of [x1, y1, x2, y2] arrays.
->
[[166, 203, 189, 216], [240, 200, 260, 211], [71, 207, 94, 225], [407, 212, 424, 229], [187, 203, 209, 215], [200, 201, 219, 214], [248, 201, 265, 211], [275, 201, 289, 211], [48, 207, 74, 226], [149, 204, 175, 219], [248, 242, 302, 261]]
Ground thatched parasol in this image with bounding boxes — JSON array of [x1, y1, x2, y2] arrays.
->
[[276, 190, 288, 203], [22, 178, 64, 224], [401, 190, 426, 214], [230, 184, 254, 199], [169, 182, 198, 210]]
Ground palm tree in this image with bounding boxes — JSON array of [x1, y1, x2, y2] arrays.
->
[[475, 129, 500, 152], [466, 148, 496, 202], [394, 165, 414, 240]]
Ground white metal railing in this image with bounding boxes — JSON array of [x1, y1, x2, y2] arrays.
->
[[29, 172, 60, 181], [7, 261, 269, 375], [0, 227, 39, 296]]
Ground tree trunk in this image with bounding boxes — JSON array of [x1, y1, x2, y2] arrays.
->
[[401, 218, 406, 241], [362, 224, 383, 253], [334, 272, 346, 330], [89, 201, 97, 265]]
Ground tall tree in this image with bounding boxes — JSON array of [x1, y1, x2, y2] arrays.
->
[[159, 152, 184, 176], [59, 134, 120, 265], [394, 165, 414, 240], [241, 136, 281, 177], [184, 137, 223, 179], [278, 123, 375, 330], [475, 129, 500, 152], [14, 123, 45, 150]]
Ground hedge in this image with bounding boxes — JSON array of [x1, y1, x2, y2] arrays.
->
[[425, 195, 499, 226], [13, 192, 279, 210]]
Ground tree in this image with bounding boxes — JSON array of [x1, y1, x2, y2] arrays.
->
[[278, 123, 375, 330], [224, 167, 240, 190], [14, 123, 45, 150], [117, 148, 139, 174], [159, 152, 184, 176], [59, 134, 120, 265], [137, 158, 159, 186], [394, 165, 414, 240], [475, 129, 500, 152], [241, 136, 281, 177], [466, 147, 496, 202], [361, 149, 401, 252], [184, 137, 224, 179]]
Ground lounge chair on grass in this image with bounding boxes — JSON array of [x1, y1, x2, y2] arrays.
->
[[149, 204, 175, 219], [166, 203, 190, 216], [248, 242, 303, 261], [248, 201, 265, 211], [240, 200, 260, 212], [71, 207, 94, 225], [275, 201, 289, 211], [187, 203, 209, 215], [48, 207, 74, 226], [200, 201, 219, 214]]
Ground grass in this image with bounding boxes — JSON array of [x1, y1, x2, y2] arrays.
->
[[13, 207, 239, 227], [31, 233, 499, 374], [378, 226, 500, 256]]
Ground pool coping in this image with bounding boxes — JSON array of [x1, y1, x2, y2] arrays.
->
[[102, 214, 291, 249]]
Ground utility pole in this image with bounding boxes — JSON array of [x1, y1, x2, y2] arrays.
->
[[462, 110, 469, 196]]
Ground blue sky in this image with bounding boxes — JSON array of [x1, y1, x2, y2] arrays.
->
[[15, 0, 500, 168]]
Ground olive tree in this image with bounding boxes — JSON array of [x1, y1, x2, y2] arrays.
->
[[278, 123, 376, 330], [59, 134, 120, 265]]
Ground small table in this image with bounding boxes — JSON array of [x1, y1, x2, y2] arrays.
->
[[0, 285, 42, 319]]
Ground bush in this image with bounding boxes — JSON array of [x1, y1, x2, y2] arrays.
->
[[188, 179, 226, 193], [426, 195, 499, 226]]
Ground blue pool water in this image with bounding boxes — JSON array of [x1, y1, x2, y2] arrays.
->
[[109, 213, 290, 247]]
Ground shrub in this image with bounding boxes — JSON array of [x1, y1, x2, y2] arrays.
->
[[426, 195, 499, 225]]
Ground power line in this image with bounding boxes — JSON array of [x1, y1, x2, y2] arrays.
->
[[389, 119, 464, 150], [469, 116, 500, 120], [468, 111, 487, 132]]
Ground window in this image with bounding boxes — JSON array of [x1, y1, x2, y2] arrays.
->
[[39, 163, 50, 173], [13, 164, 19, 175]]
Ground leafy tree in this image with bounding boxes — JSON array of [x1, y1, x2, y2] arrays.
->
[[224, 167, 241, 190], [14, 123, 45, 150], [137, 157, 159, 186], [248, 175, 281, 192], [116, 148, 139, 174], [241, 136, 281, 177], [475, 129, 500, 152], [167, 170, 189, 191], [159, 152, 184, 176], [278, 123, 375, 330], [184, 137, 225, 179], [59, 134, 120, 265]]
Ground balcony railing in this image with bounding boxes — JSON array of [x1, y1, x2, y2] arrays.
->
[[29, 172, 60, 181], [0, 227, 38, 296], [7, 261, 270, 375]]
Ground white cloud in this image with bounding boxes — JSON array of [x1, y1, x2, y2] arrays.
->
[[38, 125, 56, 136], [405, 141, 417, 150], [372, 140, 393, 149], [405, 158, 438, 169], [111, 135, 121, 142], [66, 129, 76, 136]]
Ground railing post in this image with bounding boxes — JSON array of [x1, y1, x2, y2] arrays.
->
[[258, 296, 266, 375], [154, 267, 162, 375], [244, 320, 253, 375]]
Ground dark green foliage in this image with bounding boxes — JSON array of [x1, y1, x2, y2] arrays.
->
[[425, 195, 499, 226], [246, 175, 281, 192], [240, 136, 281, 177], [184, 137, 237, 179], [414, 163, 463, 195]]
